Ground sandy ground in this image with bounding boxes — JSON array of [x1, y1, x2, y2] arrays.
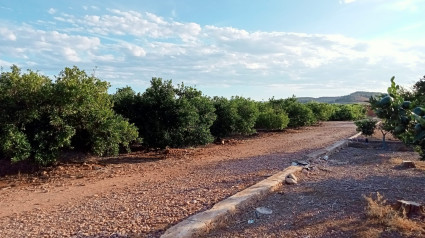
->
[[0, 121, 357, 237], [206, 139, 425, 238]]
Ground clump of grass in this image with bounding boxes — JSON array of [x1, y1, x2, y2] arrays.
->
[[363, 192, 425, 236]]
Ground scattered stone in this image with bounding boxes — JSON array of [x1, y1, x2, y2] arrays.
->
[[287, 173, 297, 181], [292, 161, 309, 166], [255, 207, 273, 215], [401, 161, 416, 168], [214, 138, 225, 145], [323, 155, 329, 161], [285, 174, 298, 185], [92, 165, 102, 170]]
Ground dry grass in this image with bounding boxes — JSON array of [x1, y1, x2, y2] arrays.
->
[[363, 192, 425, 236], [388, 157, 425, 172]]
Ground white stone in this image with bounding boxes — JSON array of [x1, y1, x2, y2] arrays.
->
[[255, 207, 273, 215]]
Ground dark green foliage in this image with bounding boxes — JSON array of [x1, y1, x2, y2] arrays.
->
[[369, 77, 415, 152], [120, 78, 216, 148], [330, 104, 366, 121], [370, 78, 411, 139], [210, 96, 259, 137], [0, 66, 75, 165], [230, 96, 259, 135], [0, 125, 31, 163], [269, 97, 316, 128], [173, 84, 216, 146], [413, 107, 425, 117], [0, 66, 139, 165], [111, 86, 140, 122], [255, 106, 289, 130], [306, 102, 335, 121], [210, 97, 237, 137], [412, 75, 425, 105], [354, 118, 378, 136], [53, 67, 139, 157]]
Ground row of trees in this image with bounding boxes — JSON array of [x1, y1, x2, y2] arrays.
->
[[112, 77, 366, 149], [0, 66, 366, 165], [358, 76, 425, 160]]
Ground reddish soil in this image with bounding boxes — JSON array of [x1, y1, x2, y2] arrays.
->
[[0, 121, 357, 237]]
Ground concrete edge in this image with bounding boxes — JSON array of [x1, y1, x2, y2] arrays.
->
[[160, 131, 362, 238], [348, 132, 363, 140]]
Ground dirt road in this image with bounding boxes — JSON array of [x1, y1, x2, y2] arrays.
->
[[0, 121, 356, 237]]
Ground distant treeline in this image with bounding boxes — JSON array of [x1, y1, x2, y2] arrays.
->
[[0, 66, 366, 165]]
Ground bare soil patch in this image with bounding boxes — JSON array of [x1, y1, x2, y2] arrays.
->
[[0, 121, 355, 237], [206, 140, 425, 238]]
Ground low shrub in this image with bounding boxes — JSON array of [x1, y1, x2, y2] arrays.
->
[[355, 118, 378, 136]]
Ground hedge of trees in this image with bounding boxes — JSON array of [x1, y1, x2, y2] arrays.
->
[[0, 66, 367, 165], [0, 66, 139, 165]]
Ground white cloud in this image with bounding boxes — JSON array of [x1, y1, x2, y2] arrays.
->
[[1, 8, 424, 99], [121, 42, 146, 57], [48, 8, 56, 14], [339, 0, 357, 4], [0, 27, 17, 41], [63, 47, 80, 62], [388, 0, 422, 12]]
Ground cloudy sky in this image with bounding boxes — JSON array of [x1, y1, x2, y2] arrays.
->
[[1, 0, 425, 100]]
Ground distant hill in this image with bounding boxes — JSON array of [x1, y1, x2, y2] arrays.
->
[[297, 91, 383, 104]]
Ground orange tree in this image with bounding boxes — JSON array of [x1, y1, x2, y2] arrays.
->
[[0, 66, 139, 165]]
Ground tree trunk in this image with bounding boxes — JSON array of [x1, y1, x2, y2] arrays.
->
[[396, 200, 424, 217], [381, 130, 388, 150]]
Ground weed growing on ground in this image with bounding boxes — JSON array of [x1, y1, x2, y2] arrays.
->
[[363, 192, 424, 236]]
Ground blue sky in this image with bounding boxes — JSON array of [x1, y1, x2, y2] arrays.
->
[[1, 0, 425, 100]]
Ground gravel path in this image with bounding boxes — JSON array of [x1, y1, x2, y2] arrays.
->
[[206, 141, 425, 238], [0, 121, 356, 237]]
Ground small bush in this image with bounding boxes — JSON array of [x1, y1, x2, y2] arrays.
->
[[330, 104, 366, 121], [255, 108, 289, 130], [268, 97, 316, 128], [230, 96, 259, 135], [306, 102, 335, 121], [355, 118, 378, 136], [210, 97, 237, 138]]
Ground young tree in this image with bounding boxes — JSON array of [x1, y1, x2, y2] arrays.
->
[[230, 96, 259, 134], [210, 97, 238, 138], [269, 97, 315, 128], [354, 118, 378, 137], [132, 78, 216, 148], [370, 77, 411, 150]]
